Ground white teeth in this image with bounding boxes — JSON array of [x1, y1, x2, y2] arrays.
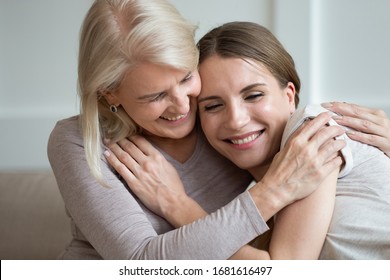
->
[[161, 114, 186, 121], [230, 133, 260, 145]]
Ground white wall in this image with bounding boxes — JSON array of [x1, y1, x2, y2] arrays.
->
[[273, 0, 390, 111], [170, 0, 272, 41], [1, 0, 389, 170], [0, 0, 93, 170]]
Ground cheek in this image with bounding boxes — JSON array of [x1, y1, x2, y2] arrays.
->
[[124, 103, 163, 124], [200, 114, 218, 140]]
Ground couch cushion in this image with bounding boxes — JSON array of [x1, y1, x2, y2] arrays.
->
[[0, 171, 71, 259]]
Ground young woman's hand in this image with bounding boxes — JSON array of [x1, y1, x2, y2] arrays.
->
[[249, 112, 345, 221], [104, 136, 207, 227], [322, 102, 390, 157]]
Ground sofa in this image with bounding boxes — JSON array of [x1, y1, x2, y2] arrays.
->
[[0, 171, 72, 260]]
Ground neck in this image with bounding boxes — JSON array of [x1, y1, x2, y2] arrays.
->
[[144, 128, 197, 163], [248, 163, 271, 182]]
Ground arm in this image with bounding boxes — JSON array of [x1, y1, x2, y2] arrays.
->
[[105, 113, 344, 258], [107, 113, 344, 223], [230, 168, 338, 260], [322, 102, 390, 157], [247, 112, 344, 221], [48, 118, 266, 259], [268, 165, 338, 259]]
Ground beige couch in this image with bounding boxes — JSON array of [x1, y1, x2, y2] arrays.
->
[[0, 171, 72, 260]]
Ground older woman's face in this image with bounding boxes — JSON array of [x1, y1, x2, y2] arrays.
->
[[198, 56, 296, 171], [113, 62, 201, 139]]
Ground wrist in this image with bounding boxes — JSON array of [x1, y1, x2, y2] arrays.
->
[[162, 194, 207, 228], [248, 179, 291, 221]]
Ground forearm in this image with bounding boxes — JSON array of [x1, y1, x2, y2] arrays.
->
[[248, 179, 288, 222], [229, 245, 271, 260], [49, 120, 270, 259], [163, 195, 208, 227]]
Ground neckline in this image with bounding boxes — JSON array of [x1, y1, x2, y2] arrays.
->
[[150, 125, 204, 168]]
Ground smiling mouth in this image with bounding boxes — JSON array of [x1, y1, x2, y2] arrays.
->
[[160, 113, 188, 121], [226, 129, 265, 145]]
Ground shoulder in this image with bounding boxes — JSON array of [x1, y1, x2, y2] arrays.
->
[[49, 115, 82, 143], [281, 104, 354, 178], [281, 104, 327, 148], [47, 115, 83, 157]]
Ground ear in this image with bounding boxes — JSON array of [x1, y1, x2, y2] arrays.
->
[[285, 82, 296, 114], [102, 90, 121, 107]]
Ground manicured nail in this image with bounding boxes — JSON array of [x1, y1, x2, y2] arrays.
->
[[103, 150, 111, 157], [321, 102, 333, 108]]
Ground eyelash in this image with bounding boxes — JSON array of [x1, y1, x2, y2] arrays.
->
[[182, 73, 193, 83], [150, 92, 166, 102], [203, 104, 222, 112], [149, 73, 192, 102], [203, 92, 264, 112], [244, 92, 264, 100]]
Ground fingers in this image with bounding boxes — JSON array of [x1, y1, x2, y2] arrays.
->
[[323, 101, 388, 131], [322, 102, 390, 156], [103, 147, 136, 183], [108, 135, 159, 165], [345, 130, 390, 157], [291, 112, 332, 141], [128, 135, 159, 156], [318, 138, 346, 163], [116, 138, 146, 164], [289, 112, 344, 150]]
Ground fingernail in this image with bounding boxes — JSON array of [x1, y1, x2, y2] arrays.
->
[[321, 102, 333, 108], [103, 150, 111, 157], [332, 115, 342, 120], [346, 130, 355, 135]]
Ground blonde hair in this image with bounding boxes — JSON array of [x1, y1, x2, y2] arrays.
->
[[78, 0, 199, 185]]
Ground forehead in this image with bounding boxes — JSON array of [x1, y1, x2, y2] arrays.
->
[[119, 62, 186, 95], [199, 56, 274, 90]]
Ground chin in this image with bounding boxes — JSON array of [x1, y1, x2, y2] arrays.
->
[[227, 157, 262, 171]]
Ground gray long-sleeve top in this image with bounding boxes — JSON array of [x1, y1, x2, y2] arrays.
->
[[47, 116, 269, 259]]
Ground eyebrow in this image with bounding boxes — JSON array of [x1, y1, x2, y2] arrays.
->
[[198, 82, 266, 103]]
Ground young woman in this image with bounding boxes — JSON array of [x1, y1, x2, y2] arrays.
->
[[106, 21, 390, 259], [47, 1, 344, 259]]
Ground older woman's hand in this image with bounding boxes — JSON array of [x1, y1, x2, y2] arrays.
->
[[104, 136, 207, 227], [104, 136, 186, 217], [322, 102, 390, 157]]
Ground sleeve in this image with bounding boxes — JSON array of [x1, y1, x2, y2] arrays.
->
[[47, 118, 269, 259], [281, 104, 353, 178]]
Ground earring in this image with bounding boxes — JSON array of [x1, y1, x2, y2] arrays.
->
[[110, 104, 118, 113]]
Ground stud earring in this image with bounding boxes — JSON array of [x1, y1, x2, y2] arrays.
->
[[110, 104, 118, 113]]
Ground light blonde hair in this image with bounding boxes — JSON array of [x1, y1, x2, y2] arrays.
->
[[78, 0, 199, 185]]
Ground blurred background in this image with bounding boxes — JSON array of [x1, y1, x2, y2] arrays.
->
[[1, 0, 389, 171]]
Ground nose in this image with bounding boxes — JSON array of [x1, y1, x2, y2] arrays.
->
[[169, 89, 190, 114], [224, 103, 250, 131]]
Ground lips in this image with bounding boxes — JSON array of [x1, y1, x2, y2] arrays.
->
[[226, 129, 265, 145]]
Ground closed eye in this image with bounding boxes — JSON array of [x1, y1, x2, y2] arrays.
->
[[203, 103, 223, 112], [181, 72, 193, 84], [244, 92, 264, 101], [150, 92, 166, 102]]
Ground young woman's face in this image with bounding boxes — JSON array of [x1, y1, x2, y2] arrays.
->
[[111, 62, 201, 139], [198, 55, 296, 170]]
